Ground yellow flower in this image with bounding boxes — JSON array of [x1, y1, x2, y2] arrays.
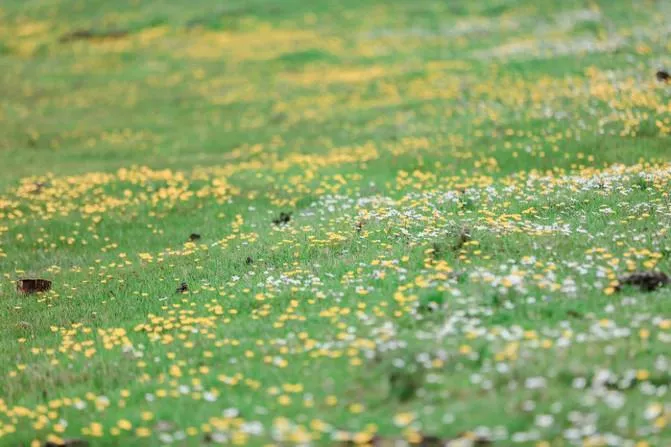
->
[[170, 364, 182, 377], [352, 432, 373, 444], [89, 422, 103, 437], [136, 427, 151, 437], [393, 412, 415, 426], [46, 435, 64, 445]]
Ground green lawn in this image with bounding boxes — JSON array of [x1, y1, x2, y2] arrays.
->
[[1, 0, 671, 445]]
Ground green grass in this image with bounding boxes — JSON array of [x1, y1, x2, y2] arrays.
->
[[1, 0, 671, 445]]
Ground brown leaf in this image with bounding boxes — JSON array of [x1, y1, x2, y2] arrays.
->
[[31, 182, 49, 194], [566, 310, 583, 319], [44, 439, 89, 447], [16, 278, 52, 294], [448, 433, 492, 446], [59, 29, 128, 43], [272, 211, 292, 225], [617, 271, 669, 292], [340, 432, 490, 447]]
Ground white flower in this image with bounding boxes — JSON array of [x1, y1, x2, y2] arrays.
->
[[525, 377, 547, 389], [535, 414, 553, 428], [223, 408, 239, 418]]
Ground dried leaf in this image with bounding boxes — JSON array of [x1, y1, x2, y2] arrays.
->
[[45, 439, 89, 447], [447, 433, 492, 446], [341, 432, 490, 447], [60, 29, 128, 43], [272, 211, 292, 225], [31, 181, 49, 194], [566, 310, 583, 319], [617, 271, 669, 292], [16, 279, 52, 294]]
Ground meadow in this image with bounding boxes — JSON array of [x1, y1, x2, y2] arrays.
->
[[1, 0, 671, 445]]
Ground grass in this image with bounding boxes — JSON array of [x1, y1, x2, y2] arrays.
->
[[1, 0, 671, 445]]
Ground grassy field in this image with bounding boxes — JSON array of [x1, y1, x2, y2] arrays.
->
[[1, 0, 671, 445]]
